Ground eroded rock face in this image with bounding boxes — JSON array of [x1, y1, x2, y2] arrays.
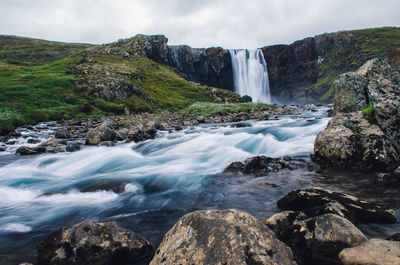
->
[[277, 187, 397, 224], [339, 238, 400, 265], [223, 156, 313, 177], [37, 220, 153, 265], [282, 214, 367, 265], [312, 58, 400, 172], [85, 126, 116, 145], [150, 209, 297, 265]]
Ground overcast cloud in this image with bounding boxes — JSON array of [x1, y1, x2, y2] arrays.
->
[[0, 0, 399, 48]]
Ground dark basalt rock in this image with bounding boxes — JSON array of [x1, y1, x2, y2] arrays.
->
[[387, 233, 400, 241], [150, 209, 296, 265], [223, 155, 313, 177], [263, 211, 307, 239], [79, 181, 128, 194], [37, 220, 153, 265], [16, 146, 46, 155], [277, 187, 397, 224]]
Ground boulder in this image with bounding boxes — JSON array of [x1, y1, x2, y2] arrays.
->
[[312, 111, 399, 171], [223, 156, 312, 177], [277, 187, 396, 224], [150, 209, 296, 265], [282, 214, 367, 265], [37, 220, 153, 265], [339, 238, 400, 265], [85, 126, 116, 145], [16, 146, 46, 155]]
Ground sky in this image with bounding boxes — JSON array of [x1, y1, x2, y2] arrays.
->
[[0, 0, 399, 49]]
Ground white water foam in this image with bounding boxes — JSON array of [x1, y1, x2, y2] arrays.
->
[[230, 49, 271, 103]]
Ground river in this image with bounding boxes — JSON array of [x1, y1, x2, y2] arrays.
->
[[0, 106, 398, 264]]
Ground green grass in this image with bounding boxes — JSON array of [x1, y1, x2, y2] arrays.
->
[[362, 104, 374, 117], [182, 102, 277, 117]]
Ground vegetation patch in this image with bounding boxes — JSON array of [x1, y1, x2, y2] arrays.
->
[[182, 102, 277, 117], [362, 104, 374, 117]]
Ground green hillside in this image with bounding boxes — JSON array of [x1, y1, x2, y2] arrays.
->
[[0, 35, 239, 134]]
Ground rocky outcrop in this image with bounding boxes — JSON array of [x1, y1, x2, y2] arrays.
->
[[37, 220, 153, 265], [339, 239, 400, 265], [282, 214, 367, 265], [223, 156, 313, 177], [312, 58, 400, 174], [277, 187, 397, 224], [150, 209, 296, 265]]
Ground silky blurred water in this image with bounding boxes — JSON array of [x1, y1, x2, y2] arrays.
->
[[0, 106, 398, 264]]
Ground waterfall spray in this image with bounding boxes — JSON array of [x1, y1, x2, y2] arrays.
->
[[230, 49, 271, 103]]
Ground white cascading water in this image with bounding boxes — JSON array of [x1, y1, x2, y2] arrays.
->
[[230, 49, 271, 103]]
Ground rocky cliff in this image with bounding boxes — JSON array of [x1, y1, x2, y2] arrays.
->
[[139, 27, 400, 104]]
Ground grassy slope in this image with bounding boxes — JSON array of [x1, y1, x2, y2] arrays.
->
[[300, 27, 400, 102], [0, 35, 240, 134]]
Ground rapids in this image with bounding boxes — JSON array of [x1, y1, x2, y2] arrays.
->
[[0, 106, 399, 264]]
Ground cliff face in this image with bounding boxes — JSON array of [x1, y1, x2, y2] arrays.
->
[[149, 27, 400, 104]]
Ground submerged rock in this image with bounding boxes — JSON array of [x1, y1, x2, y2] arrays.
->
[[339, 238, 400, 265], [277, 187, 396, 224], [282, 213, 367, 265], [150, 209, 296, 265], [37, 220, 153, 265], [223, 156, 313, 177]]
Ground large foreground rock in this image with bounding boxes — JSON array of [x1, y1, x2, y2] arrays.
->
[[37, 220, 153, 265], [312, 58, 400, 173], [277, 187, 396, 224], [282, 214, 367, 265], [339, 238, 400, 265], [150, 209, 296, 265]]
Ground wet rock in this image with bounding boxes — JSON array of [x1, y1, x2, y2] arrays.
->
[[387, 233, 400, 241], [277, 187, 396, 224], [85, 126, 116, 145], [339, 238, 400, 265], [16, 146, 46, 155], [0, 146, 5, 152], [126, 121, 160, 142], [98, 141, 115, 147], [37, 220, 153, 265], [223, 156, 313, 177], [79, 181, 127, 193], [54, 130, 70, 139], [27, 138, 41, 144], [66, 143, 81, 152], [150, 209, 296, 265], [263, 211, 307, 239], [282, 214, 367, 265]]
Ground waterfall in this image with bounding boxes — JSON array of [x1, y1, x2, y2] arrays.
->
[[230, 49, 271, 103]]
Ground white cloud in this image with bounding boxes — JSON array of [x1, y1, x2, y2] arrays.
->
[[0, 0, 399, 48]]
